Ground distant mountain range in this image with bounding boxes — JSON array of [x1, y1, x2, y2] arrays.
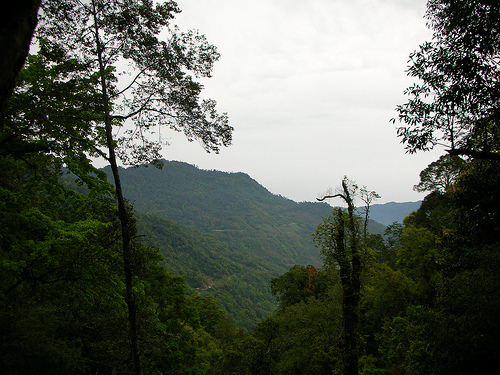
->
[[101, 160, 420, 327], [368, 201, 422, 226]]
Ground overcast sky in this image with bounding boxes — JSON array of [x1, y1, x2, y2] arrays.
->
[[161, 0, 444, 204]]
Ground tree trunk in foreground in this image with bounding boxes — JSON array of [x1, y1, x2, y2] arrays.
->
[[92, 1, 142, 373], [0, 0, 41, 122]]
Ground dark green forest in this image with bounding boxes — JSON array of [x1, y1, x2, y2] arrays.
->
[[1, 0, 499, 374]]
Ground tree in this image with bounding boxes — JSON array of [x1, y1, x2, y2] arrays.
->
[[361, 262, 420, 366], [2, 46, 113, 195], [0, 155, 128, 374], [267, 298, 342, 375], [26, 1, 233, 373], [374, 222, 403, 268], [0, 0, 41, 122], [389, 3, 500, 369], [397, 226, 442, 306], [238, 271, 343, 375], [314, 178, 379, 375], [1, 152, 240, 374], [413, 154, 466, 193], [270, 265, 330, 308], [450, 160, 500, 248], [392, 0, 500, 161]]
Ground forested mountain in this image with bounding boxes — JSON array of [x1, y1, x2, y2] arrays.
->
[[103, 160, 391, 327], [104, 160, 386, 263], [104, 160, 333, 268]]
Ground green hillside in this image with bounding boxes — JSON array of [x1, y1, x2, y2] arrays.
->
[[104, 161, 333, 268], [136, 212, 279, 328], [104, 160, 386, 328]]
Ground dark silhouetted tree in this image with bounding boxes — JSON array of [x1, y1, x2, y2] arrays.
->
[[314, 178, 379, 375], [393, 0, 500, 161]]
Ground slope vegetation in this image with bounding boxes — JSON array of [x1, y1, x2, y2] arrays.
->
[[103, 160, 390, 327], [105, 161, 332, 268]]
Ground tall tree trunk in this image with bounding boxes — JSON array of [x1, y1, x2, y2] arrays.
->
[[344, 184, 360, 375], [318, 179, 377, 375], [326, 184, 361, 375], [91, 2, 142, 374], [0, 0, 41, 123], [336, 204, 360, 375]]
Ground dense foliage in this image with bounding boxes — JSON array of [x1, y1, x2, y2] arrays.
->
[[137, 212, 278, 329], [224, 158, 500, 374], [393, 0, 500, 160], [0, 156, 239, 374], [1, 1, 239, 373]]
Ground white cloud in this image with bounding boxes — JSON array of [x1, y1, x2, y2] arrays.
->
[[163, 0, 440, 204]]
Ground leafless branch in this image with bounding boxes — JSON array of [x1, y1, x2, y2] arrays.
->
[[317, 194, 346, 202]]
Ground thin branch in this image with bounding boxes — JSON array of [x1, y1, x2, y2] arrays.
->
[[317, 194, 346, 202], [3, 278, 24, 296], [111, 92, 159, 121], [111, 64, 154, 99], [57, 126, 110, 161], [102, 40, 126, 67]]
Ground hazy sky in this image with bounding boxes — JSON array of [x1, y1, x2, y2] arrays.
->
[[161, 0, 444, 204]]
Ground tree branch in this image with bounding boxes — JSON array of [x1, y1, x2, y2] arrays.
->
[[110, 64, 154, 99], [317, 194, 346, 202], [447, 148, 500, 161]]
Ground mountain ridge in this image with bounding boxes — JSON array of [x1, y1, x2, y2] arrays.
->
[[368, 200, 422, 226], [103, 160, 335, 266], [103, 160, 420, 269], [100, 160, 419, 327]]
